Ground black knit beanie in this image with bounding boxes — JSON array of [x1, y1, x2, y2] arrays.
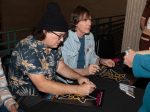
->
[[38, 2, 68, 32]]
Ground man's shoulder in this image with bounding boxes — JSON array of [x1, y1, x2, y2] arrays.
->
[[12, 35, 40, 57], [20, 35, 35, 44], [85, 32, 94, 40], [16, 35, 42, 49], [68, 30, 77, 37]]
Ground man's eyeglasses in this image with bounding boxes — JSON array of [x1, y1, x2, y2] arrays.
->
[[51, 31, 67, 40]]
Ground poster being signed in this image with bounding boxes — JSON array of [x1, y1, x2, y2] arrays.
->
[[50, 89, 104, 107]]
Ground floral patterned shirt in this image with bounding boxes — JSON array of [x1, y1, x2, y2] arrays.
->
[[8, 35, 62, 97]]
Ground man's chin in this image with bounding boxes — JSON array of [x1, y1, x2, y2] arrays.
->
[[54, 45, 60, 48], [48, 45, 59, 49]]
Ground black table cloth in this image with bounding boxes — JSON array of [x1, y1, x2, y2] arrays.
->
[[25, 76, 144, 112]]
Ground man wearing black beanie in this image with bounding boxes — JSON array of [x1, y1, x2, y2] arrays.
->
[[7, 2, 95, 110]]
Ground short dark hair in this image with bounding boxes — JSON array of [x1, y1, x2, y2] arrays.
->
[[31, 27, 45, 41], [70, 6, 91, 32]]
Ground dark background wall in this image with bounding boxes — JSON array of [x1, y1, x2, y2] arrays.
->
[[1, 0, 127, 30]]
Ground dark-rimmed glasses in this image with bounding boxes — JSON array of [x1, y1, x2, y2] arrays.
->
[[51, 31, 68, 40]]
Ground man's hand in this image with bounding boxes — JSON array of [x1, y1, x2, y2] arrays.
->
[[124, 49, 136, 67], [8, 104, 18, 112], [77, 76, 92, 85], [100, 59, 115, 67], [76, 77, 96, 96], [84, 64, 100, 75], [77, 83, 96, 96]]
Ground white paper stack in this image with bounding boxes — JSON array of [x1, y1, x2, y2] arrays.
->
[[119, 83, 135, 98]]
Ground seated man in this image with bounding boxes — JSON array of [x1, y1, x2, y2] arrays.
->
[[0, 58, 18, 112], [7, 2, 95, 109], [61, 6, 115, 76]]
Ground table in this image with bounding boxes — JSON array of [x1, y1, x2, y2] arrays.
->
[[2, 54, 144, 112], [89, 76, 144, 112], [24, 76, 144, 112]]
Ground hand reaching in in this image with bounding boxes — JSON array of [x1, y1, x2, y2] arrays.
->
[[100, 59, 115, 67], [8, 104, 18, 112]]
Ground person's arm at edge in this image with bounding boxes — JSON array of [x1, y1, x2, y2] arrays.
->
[[132, 54, 150, 78], [0, 76, 18, 112], [4, 95, 18, 112], [140, 17, 146, 30]]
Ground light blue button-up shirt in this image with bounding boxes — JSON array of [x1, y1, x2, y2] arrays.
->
[[61, 30, 99, 68]]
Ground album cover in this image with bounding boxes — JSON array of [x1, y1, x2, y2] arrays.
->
[[50, 89, 104, 107]]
